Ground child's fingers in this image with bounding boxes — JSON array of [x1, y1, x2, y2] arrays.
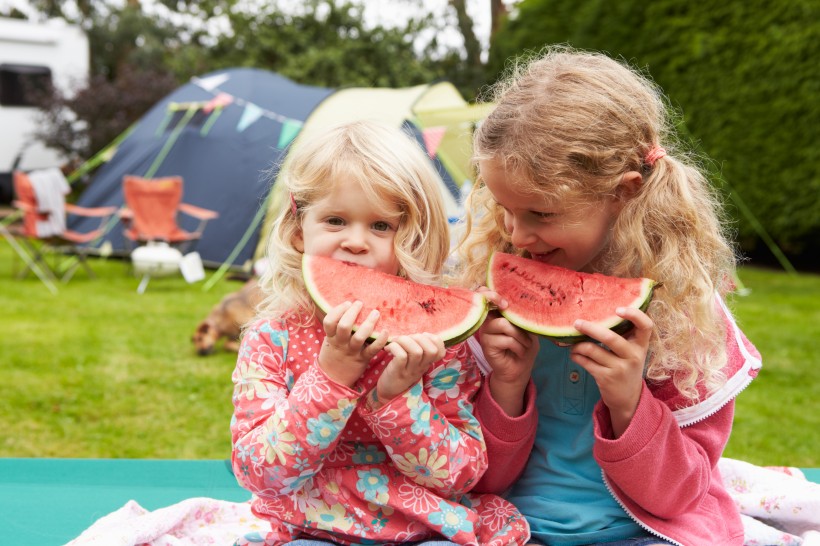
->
[[573, 307, 653, 361], [483, 331, 529, 358], [322, 301, 353, 337], [480, 313, 517, 337], [481, 315, 534, 351], [570, 340, 613, 369], [363, 330, 390, 360], [335, 300, 364, 339], [475, 286, 508, 310], [416, 332, 445, 363], [385, 339, 408, 366], [616, 307, 654, 344], [393, 335, 425, 366], [350, 309, 380, 347]]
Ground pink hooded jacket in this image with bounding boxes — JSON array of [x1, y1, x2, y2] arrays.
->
[[472, 297, 762, 546]]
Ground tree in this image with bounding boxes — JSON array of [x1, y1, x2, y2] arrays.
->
[[33, 65, 177, 163], [25, 1, 183, 167], [200, 1, 438, 88], [22, 0, 502, 170]]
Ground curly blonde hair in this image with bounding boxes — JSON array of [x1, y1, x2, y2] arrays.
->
[[257, 120, 451, 323], [456, 46, 737, 400]]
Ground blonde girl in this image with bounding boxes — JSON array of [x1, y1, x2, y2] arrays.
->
[[459, 47, 761, 546], [231, 120, 529, 546]]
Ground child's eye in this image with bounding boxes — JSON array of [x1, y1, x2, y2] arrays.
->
[[372, 221, 392, 232], [326, 217, 345, 226], [531, 211, 554, 220]]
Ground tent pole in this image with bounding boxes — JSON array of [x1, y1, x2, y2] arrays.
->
[[144, 107, 197, 179], [66, 123, 136, 184], [202, 192, 272, 291]]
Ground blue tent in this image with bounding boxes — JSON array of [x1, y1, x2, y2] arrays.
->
[[72, 67, 333, 267], [73, 68, 493, 271]]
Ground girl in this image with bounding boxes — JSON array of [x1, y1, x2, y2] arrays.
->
[[231, 120, 529, 546], [457, 48, 762, 546]]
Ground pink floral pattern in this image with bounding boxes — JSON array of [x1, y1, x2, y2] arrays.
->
[[231, 317, 530, 545]]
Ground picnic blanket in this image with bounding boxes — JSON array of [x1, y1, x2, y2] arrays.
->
[[719, 458, 820, 546], [65, 457, 820, 546]]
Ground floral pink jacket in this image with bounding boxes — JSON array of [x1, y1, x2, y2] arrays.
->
[[231, 315, 530, 546], [472, 297, 762, 546]]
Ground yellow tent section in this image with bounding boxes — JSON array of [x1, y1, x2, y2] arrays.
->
[[253, 81, 494, 263], [413, 99, 495, 194]]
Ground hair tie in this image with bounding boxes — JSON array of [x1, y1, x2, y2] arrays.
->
[[289, 192, 299, 216], [644, 146, 667, 168]]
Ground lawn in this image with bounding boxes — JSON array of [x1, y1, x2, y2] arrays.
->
[[0, 240, 818, 467]]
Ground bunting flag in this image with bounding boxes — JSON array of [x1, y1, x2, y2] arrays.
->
[[203, 92, 234, 114], [189, 74, 306, 138], [195, 73, 231, 91], [236, 103, 264, 132], [422, 126, 447, 158], [277, 120, 303, 149]]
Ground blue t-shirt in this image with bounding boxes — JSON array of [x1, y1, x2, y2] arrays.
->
[[505, 341, 643, 545]]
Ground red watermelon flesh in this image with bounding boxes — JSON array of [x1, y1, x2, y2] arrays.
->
[[303, 255, 488, 346], [487, 252, 656, 343]]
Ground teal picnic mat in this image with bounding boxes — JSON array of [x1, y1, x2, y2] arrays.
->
[[0, 458, 250, 545], [1, 457, 817, 545], [803, 467, 820, 483]]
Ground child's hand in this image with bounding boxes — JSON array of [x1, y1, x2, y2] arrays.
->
[[475, 285, 509, 311], [375, 333, 445, 406], [570, 307, 654, 438], [478, 312, 539, 417], [319, 300, 389, 387]]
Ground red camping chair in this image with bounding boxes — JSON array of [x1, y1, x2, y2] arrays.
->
[[119, 175, 218, 254], [0, 170, 117, 290]]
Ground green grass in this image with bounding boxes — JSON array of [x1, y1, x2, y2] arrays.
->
[[0, 241, 818, 467], [0, 241, 239, 459], [722, 267, 820, 467]]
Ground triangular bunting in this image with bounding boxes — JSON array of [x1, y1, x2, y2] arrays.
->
[[237, 103, 264, 132], [203, 92, 234, 114], [422, 126, 447, 158], [277, 120, 303, 149], [195, 73, 230, 91]]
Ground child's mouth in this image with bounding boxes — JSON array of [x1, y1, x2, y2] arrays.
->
[[530, 250, 557, 263]]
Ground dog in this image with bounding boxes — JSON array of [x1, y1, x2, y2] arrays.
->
[[192, 278, 264, 355]]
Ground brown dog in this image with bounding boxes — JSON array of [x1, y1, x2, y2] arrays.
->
[[192, 278, 264, 355]]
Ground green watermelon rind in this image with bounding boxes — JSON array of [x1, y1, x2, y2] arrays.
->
[[303, 255, 488, 347], [487, 252, 657, 344], [444, 303, 490, 347]]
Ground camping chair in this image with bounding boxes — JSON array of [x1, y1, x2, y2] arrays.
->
[[119, 175, 217, 293], [1, 169, 117, 290], [119, 175, 218, 254]]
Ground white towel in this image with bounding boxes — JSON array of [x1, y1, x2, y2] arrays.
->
[[28, 167, 70, 237]]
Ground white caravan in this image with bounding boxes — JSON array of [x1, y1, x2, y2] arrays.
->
[[0, 16, 89, 200]]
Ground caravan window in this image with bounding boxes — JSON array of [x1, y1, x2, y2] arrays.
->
[[0, 64, 53, 107]]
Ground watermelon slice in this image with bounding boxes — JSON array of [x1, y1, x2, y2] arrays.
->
[[487, 252, 657, 343], [303, 255, 488, 346]]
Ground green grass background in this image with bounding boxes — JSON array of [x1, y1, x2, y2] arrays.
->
[[1, 241, 817, 467]]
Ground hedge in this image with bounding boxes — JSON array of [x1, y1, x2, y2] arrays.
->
[[488, 0, 819, 266]]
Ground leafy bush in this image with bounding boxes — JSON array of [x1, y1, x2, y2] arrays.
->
[[33, 65, 178, 166], [489, 0, 819, 263]]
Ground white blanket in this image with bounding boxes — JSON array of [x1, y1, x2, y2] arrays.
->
[[719, 458, 820, 546], [67, 458, 820, 546]]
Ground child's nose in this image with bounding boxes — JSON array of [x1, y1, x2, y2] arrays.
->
[[341, 225, 369, 253], [509, 217, 536, 248]]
